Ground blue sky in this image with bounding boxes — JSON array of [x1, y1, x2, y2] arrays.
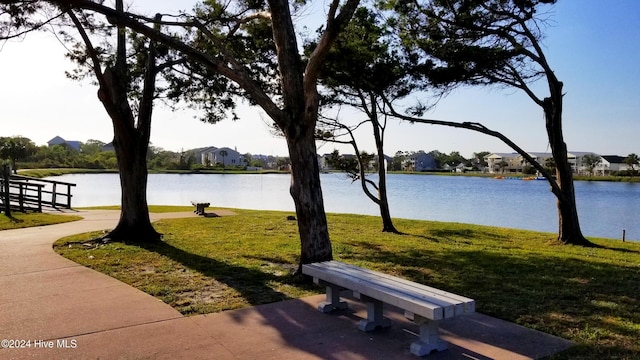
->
[[1, 0, 638, 158]]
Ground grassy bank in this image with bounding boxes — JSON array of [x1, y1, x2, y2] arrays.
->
[[18, 168, 118, 178], [18, 167, 640, 182], [53, 209, 640, 359], [18, 168, 289, 178], [0, 212, 82, 230]]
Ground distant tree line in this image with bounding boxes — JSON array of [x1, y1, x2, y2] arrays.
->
[[388, 150, 489, 172], [0, 136, 294, 172]]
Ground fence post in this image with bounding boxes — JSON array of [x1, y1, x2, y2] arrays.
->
[[18, 183, 24, 212], [52, 183, 57, 208], [66, 183, 72, 208], [2, 164, 11, 216], [37, 185, 42, 213]]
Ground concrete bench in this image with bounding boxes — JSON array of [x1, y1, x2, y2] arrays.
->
[[302, 260, 475, 357], [190, 201, 210, 215]]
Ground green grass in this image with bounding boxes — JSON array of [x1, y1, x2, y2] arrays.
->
[[78, 205, 194, 213], [52, 209, 640, 359], [0, 212, 82, 230], [18, 168, 118, 178]]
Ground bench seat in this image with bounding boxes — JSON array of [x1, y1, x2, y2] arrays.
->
[[191, 201, 210, 215], [302, 260, 475, 356]]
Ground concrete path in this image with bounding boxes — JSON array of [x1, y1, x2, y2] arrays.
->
[[0, 210, 574, 359]]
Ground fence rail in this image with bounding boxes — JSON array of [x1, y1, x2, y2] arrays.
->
[[0, 174, 76, 213]]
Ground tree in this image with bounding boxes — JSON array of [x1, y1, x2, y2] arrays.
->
[[2, 0, 361, 266], [545, 157, 556, 173], [390, 151, 404, 171], [388, 0, 593, 246], [497, 160, 509, 174], [64, 3, 165, 242], [80, 139, 105, 155], [624, 153, 639, 177], [444, 151, 467, 168], [219, 149, 228, 170], [312, 7, 408, 233], [581, 153, 602, 176], [0, 136, 37, 173], [472, 151, 490, 170]]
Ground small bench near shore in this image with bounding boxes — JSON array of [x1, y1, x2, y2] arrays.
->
[[191, 201, 210, 215], [302, 260, 475, 357]]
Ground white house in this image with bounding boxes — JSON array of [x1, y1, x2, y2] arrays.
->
[[485, 153, 522, 173], [596, 155, 629, 175], [567, 152, 602, 174]]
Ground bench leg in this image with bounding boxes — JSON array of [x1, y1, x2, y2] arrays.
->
[[406, 313, 448, 356], [317, 284, 348, 313], [355, 294, 392, 331]]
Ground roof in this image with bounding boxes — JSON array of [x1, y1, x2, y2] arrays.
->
[[485, 153, 519, 159], [526, 152, 553, 158], [567, 151, 600, 157], [601, 155, 626, 164], [47, 136, 65, 145], [65, 141, 82, 151]]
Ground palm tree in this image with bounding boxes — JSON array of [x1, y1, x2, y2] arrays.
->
[[624, 153, 639, 178], [219, 149, 228, 171], [582, 153, 602, 176], [497, 160, 509, 174]]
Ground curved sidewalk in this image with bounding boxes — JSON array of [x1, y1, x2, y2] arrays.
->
[[0, 210, 573, 359]]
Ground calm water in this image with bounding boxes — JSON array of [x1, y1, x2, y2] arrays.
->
[[48, 173, 640, 241]]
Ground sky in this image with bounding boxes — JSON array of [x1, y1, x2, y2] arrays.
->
[[1, 0, 639, 159]]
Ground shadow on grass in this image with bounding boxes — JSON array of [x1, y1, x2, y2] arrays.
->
[[394, 227, 511, 243], [2, 214, 23, 223], [343, 245, 640, 358], [129, 238, 299, 307]]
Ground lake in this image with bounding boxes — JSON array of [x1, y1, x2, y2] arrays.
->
[[47, 173, 640, 241]]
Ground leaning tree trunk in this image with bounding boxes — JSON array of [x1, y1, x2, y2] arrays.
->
[[544, 86, 593, 246], [285, 114, 332, 267], [377, 172, 397, 233], [372, 116, 398, 233]]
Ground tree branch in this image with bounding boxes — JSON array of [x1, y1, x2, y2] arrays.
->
[[381, 96, 564, 199]]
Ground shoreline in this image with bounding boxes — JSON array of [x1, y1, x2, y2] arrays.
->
[[19, 167, 640, 183]]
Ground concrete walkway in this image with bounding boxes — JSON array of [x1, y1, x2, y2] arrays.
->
[[0, 210, 574, 359]]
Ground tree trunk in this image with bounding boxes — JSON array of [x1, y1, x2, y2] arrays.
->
[[372, 116, 398, 233], [544, 85, 593, 246], [285, 115, 332, 267], [94, 2, 160, 243], [378, 184, 397, 233], [107, 126, 160, 242]]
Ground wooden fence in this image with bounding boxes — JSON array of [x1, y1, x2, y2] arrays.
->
[[0, 174, 76, 213]]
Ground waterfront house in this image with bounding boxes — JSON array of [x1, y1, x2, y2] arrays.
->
[[405, 151, 436, 171], [596, 155, 629, 175], [47, 136, 81, 151], [200, 147, 245, 167], [567, 152, 602, 174], [485, 153, 521, 173]]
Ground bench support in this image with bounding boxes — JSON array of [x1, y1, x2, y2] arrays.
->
[[355, 293, 392, 331], [316, 281, 348, 313], [405, 312, 448, 356]]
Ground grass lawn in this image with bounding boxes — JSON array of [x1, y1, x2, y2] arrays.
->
[[53, 209, 640, 359], [0, 212, 82, 230]]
